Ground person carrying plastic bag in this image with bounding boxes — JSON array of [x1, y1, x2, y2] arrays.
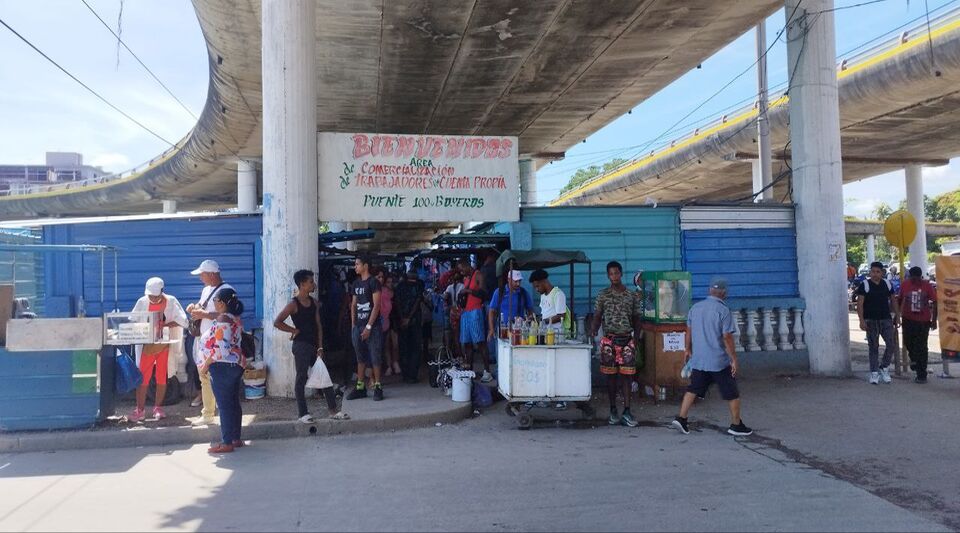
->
[[274, 269, 349, 423]]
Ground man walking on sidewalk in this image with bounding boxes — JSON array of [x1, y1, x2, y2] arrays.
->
[[672, 278, 752, 437], [855, 261, 900, 385], [899, 266, 937, 383]]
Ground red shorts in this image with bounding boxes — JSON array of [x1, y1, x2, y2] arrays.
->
[[599, 336, 637, 375], [139, 347, 169, 385]]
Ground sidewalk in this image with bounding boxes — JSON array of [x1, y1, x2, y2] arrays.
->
[[0, 382, 471, 453]]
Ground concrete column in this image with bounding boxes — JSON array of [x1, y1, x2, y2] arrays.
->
[[237, 160, 258, 213], [786, 0, 850, 376], [905, 165, 929, 276], [162, 200, 177, 214], [261, 0, 317, 397], [751, 160, 762, 202], [866, 233, 876, 264], [519, 159, 536, 207], [755, 21, 773, 202]]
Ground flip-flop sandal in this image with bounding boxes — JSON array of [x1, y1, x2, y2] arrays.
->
[[330, 411, 350, 420]]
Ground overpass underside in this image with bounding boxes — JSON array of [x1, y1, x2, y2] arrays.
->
[[555, 17, 960, 206], [0, 0, 781, 251]]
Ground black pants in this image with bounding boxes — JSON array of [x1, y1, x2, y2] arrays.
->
[[398, 321, 423, 381], [903, 318, 931, 378], [293, 341, 338, 417]]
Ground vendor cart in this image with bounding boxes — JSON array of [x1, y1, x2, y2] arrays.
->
[[495, 249, 595, 429]]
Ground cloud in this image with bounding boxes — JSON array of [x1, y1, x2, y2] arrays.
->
[[89, 152, 130, 171]]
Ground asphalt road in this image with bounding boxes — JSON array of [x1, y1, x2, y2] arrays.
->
[[0, 402, 950, 532]]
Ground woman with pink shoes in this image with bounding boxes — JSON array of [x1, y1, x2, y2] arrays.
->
[[129, 277, 188, 422]]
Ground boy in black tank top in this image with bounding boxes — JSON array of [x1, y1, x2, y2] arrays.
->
[[274, 269, 349, 422]]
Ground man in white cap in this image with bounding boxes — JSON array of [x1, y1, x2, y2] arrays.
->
[[186, 259, 233, 425], [129, 277, 188, 422], [486, 270, 534, 354]]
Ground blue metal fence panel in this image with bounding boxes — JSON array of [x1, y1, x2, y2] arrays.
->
[[0, 349, 100, 431], [42, 214, 263, 327], [682, 228, 799, 300], [517, 207, 681, 315]]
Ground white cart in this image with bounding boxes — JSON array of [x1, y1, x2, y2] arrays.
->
[[497, 339, 594, 429]]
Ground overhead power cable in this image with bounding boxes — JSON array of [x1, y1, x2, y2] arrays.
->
[[80, 0, 198, 120], [0, 16, 178, 148]]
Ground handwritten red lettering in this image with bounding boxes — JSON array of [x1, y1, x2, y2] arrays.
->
[[352, 134, 371, 158]]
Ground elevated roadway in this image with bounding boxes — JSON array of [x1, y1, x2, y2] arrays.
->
[[552, 8, 960, 206], [0, 0, 783, 250]]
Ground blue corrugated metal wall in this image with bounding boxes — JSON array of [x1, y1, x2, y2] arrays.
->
[[42, 215, 263, 327], [515, 207, 681, 315], [682, 228, 799, 300]]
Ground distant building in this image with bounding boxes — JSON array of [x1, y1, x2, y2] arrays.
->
[[0, 152, 107, 193]]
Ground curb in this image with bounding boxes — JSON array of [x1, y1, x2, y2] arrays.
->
[[0, 403, 473, 454]]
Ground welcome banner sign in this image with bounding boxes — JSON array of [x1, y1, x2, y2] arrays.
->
[[318, 132, 520, 223]]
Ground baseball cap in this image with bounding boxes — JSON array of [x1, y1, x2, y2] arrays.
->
[[709, 277, 729, 290], [144, 277, 164, 296], [909, 266, 923, 277], [190, 259, 220, 275], [510, 270, 523, 281]]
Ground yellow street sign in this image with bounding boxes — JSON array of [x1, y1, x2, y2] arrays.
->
[[883, 210, 917, 249]]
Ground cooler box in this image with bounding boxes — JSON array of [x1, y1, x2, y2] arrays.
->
[[497, 340, 592, 401]]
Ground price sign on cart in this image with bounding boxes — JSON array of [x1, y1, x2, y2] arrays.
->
[[662, 332, 685, 352]]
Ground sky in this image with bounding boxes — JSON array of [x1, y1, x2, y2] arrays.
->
[[0, 0, 958, 218]]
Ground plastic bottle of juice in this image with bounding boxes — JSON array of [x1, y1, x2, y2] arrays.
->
[[527, 318, 538, 346]]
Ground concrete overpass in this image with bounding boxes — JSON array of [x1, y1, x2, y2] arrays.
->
[[846, 219, 960, 237], [551, 8, 960, 208], [0, 0, 783, 249]]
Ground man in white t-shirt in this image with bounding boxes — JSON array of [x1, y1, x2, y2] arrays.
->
[[185, 259, 234, 425], [530, 269, 567, 333]]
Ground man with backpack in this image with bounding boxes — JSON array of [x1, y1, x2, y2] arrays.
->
[[855, 261, 901, 385]]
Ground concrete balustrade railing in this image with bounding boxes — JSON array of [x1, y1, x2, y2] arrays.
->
[[725, 298, 806, 354]]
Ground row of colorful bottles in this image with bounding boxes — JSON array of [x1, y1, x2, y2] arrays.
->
[[502, 315, 562, 346]]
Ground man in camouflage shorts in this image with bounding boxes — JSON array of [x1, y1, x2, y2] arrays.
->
[[590, 261, 643, 427]]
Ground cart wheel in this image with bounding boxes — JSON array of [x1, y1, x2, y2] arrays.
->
[[517, 413, 533, 430], [505, 402, 517, 417]]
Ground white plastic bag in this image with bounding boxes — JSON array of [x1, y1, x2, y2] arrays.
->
[[305, 357, 333, 389]]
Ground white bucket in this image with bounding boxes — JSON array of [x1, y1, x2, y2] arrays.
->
[[448, 369, 475, 402]]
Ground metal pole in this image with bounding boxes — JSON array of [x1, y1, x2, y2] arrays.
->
[[99, 250, 105, 316], [756, 21, 773, 202], [113, 250, 119, 311]]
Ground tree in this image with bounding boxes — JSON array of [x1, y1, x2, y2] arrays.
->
[[560, 158, 628, 196]]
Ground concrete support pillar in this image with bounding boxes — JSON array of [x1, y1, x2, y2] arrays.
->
[[905, 165, 929, 276], [751, 160, 762, 202], [237, 160, 258, 213], [755, 21, 773, 202], [866, 233, 876, 265], [519, 159, 536, 207], [261, 0, 317, 397], [162, 200, 177, 214], [786, 0, 850, 376]]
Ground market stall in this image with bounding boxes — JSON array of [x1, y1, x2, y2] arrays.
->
[[494, 249, 594, 429], [0, 244, 118, 431]]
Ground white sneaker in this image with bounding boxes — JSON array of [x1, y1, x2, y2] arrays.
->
[[480, 370, 493, 383], [191, 416, 215, 426], [298, 414, 315, 424], [879, 367, 892, 384], [869, 372, 880, 385]]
